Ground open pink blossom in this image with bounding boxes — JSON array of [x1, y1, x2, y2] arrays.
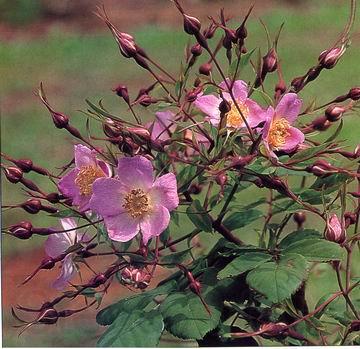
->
[[194, 79, 267, 129], [58, 144, 111, 212], [89, 156, 179, 244], [262, 93, 304, 157], [148, 111, 177, 141], [325, 213, 346, 243], [45, 218, 89, 290]]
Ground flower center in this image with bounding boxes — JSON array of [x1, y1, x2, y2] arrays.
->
[[123, 188, 151, 218], [268, 118, 291, 149], [75, 165, 105, 196], [226, 101, 249, 128]]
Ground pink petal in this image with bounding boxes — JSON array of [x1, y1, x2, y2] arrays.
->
[[219, 79, 248, 102], [151, 111, 176, 141], [246, 99, 268, 128], [140, 205, 170, 244], [45, 233, 73, 258], [89, 178, 127, 217], [194, 94, 221, 124], [261, 107, 275, 142], [58, 169, 79, 198], [97, 160, 112, 177], [279, 126, 305, 152], [60, 218, 77, 232], [74, 144, 97, 168], [77, 195, 91, 212], [150, 173, 179, 211], [52, 255, 76, 290], [103, 213, 140, 242], [116, 156, 154, 190], [275, 93, 302, 124]]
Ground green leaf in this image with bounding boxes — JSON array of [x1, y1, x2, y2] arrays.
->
[[186, 200, 213, 232], [311, 173, 353, 192], [218, 252, 272, 279], [50, 209, 83, 218], [283, 239, 344, 262], [161, 248, 193, 266], [246, 253, 308, 303], [96, 281, 177, 326], [223, 209, 263, 230], [288, 143, 330, 162], [160, 287, 222, 340], [97, 310, 164, 347], [228, 48, 256, 79], [279, 229, 322, 249]]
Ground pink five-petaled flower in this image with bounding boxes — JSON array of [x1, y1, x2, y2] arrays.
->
[[58, 144, 111, 212], [45, 218, 89, 290], [89, 156, 179, 244], [325, 213, 346, 244], [262, 93, 304, 158], [194, 79, 267, 129]]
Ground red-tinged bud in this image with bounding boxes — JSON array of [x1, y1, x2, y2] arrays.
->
[[22, 199, 42, 214], [231, 154, 256, 169], [348, 87, 360, 101], [306, 165, 330, 177], [325, 213, 346, 244], [13, 159, 33, 172], [186, 91, 198, 103], [31, 165, 49, 176], [9, 221, 33, 239], [31, 227, 58, 236], [40, 257, 56, 270], [203, 23, 216, 39], [188, 183, 202, 195], [325, 105, 345, 122], [191, 43, 202, 57], [121, 267, 133, 281], [113, 84, 130, 104], [103, 123, 121, 138], [199, 62, 212, 76], [134, 54, 150, 70], [344, 212, 357, 227], [65, 124, 83, 139], [263, 48, 278, 73], [291, 76, 305, 91], [318, 45, 346, 69], [137, 94, 153, 107], [41, 205, 58, 214], [219, 99, 231, 114], [350, 320, 360, 333], [183, 14, 201, 35], [275, 80, 286, 95], [348, 191, 360, 198], [307, 66, 322, 82], [215, 173, 228, 187], [51, 111, 69, 129], [46, 192, 61, 203], [39, 308, 59, 325], [20, 178, 41, 192], [311, 115, 331, 131], [4, 166, 23, 183], [116, 33, 137, 58], [355, 144, 360, 158], [293, 212, 306, 227], [91, 274, 107, 287], [254, 178, 264, 188], [128, 127, 151, 139], [189, 280, 201, 295], [260, 322, 288, 336], [313, 159, 333, 170]]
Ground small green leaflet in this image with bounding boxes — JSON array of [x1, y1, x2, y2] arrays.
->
[[186, 200, 213, 232], [223, 209, 263, 230]]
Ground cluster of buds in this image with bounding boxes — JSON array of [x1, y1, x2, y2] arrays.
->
[[120, 266, 152, 289]]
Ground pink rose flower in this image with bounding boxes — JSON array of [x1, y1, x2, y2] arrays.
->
[[262, 93, 304, 157], [89, 156, 179, 244], [45, 218, 89, 290], [325, 213, 346, 244], [58, 144, 111, 212], [194, 79, 267, 129]]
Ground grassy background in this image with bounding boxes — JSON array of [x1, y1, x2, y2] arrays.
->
[[1, 0, 359, 346]]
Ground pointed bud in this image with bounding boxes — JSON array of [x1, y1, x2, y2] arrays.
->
[[51, 111, 69, 129], [231, 154, 256, 169], [4, 166, 23, 183], [9, 221, 33, 239], [13, 159, 33, 172], [22, 199, 42, 214], [311, 115, 331, 131], [191, 43, 202, 57], [183, 14, 201, 35], [46, 192, 61, 203], [137, 94, 153, 107], [219, 99, 231, 114], [325, 105, 345, 122], [215, 173, 228, 187], [348, 87, 360, 101], [116, 33, 137, 58], [318, 45, 346, 69], [293, 212, 306, 227], [203, 23, 216, 39], [91, 273, 107, 287], [113, 84, 130, 104], [134, 54, 150, 70], [40, 257, 56, 270], [39, 308, 59, 325], [263, 48, 278, 73], [344, 212, 357, 227], [325, 213, 346, 244], [291, 76, 305, 92], [260, 322, 288, 336], [188, 183, 202, 195], [199, 62, 212, 76]]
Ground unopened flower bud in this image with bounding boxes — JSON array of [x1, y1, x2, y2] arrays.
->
[[235, 24, 247, 41], [326, 214, 346, 244], [344, 212, 357, 226], [349, 320, 360, 333], [116, 33, 137, 58], [188, 183, 202, 195], [318, 46, 346, 69], [91, 274, 107, 287], [13, 159, 33, 172], [219, 99, 231, 114], [128, 127, 151, 139], [348, 87, 360, 101], [51, 111, 69, 129], [291, 76, 305, 91], [260, 322, 288, 336], [186, 91, 198, 103], [325, 105, 345, 122], [231, 154, 256, 169], [134, 54, 150, 70], [307, 66, 322, 82], [9, 221, 33, 239], [311, 115, 331, 131], [113, 84, 129, 104], [203, 23, 216, 39], [199, 62, 212, 76], [183, 14, 201, 35], [293, 212, 306, 227], [215, 173, 228, 187], [40, 257, 56, 270], [22, 199, 42, 214], [307, 165, 329, 177], [46, 192, 61, 203], [191, 43, 202, 57], [263, 48, 278, 73], [4, 166, 23, 183], [275, 80, 286, 95], [39, 308, 59, 325], [138, 94, 153, 107]]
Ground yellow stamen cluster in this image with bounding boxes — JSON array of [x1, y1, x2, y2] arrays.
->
[[226, 102, 249, 128], [268, 118, 290, 149], [123, 188, 151, 218], [75, 166, 105, 196]]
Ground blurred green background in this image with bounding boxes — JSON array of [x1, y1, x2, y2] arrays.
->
[[1, 0, 359, 346]]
